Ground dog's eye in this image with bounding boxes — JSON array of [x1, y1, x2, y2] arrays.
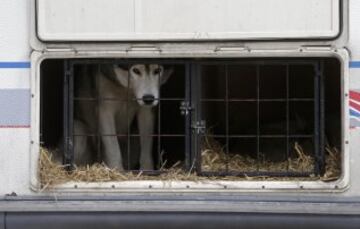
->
[[132, 68, 141, 75], [153, 68, 162, 75]]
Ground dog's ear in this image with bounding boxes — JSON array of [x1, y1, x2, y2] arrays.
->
[[161, 67, 173, 85], [112, 64, 130, 87]]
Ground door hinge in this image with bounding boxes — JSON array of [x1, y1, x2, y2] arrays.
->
[[192, 120, 206, 134], [180, 101, 193, 116]]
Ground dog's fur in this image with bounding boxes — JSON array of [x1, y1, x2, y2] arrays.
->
[[74, 64, 172, 170]]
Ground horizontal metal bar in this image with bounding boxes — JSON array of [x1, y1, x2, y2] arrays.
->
[[73, 97, 315, 102], [70, 59, 190, 65], [71, 134, 313, 138], [72, 134, 186, 137], [198, 61, 318, 66], [73, 98, 185, 101], [203, 134, 314, 138], [69, 59, 320, 66], [199, 171, 314, 177], [123, 170, 181, 175], [200, 98, 314, 102]]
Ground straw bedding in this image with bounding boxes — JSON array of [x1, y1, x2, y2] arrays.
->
[[39, 148, 198, 189], [39, 138, 341, 189], [200, 136, 341, 181]]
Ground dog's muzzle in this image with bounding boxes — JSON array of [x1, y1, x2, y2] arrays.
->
[[142, 94, 156, 105]]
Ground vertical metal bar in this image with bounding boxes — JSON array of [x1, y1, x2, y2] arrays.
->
[[127, 63, 131, 170], [256, 65, 261, 172], [315, 61, 325, 175], [68, 62, 74, 169], [314, 63, 320, 175], [314, 61, 325, 175], [319, 61, 326, 175], [96, 64, 101, 164], [225, 64, 229, 173], [194, 64, 202, 175], [40, 63, 44, 146], [157, 64, 161, 170], [63, 60, 74, 170], [63, 61, 69, 166], [285, 64, 290, 172], [185, 63, 191, 170]]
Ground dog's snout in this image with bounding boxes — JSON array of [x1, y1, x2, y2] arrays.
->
[[142, 94, 155, 105]]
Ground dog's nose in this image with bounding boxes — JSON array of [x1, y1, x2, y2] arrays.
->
[[142, 94, 155, 105]]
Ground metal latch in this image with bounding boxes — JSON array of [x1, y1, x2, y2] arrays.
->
[[180, 101, 192, 115], [192, 120, 206, 134]]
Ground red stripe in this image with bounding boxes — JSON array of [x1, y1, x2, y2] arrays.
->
[[350, 91, 360, 101], [350, 101, 360, 112], [0, 125, 30, 128]]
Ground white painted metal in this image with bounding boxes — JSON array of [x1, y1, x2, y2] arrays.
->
[[36, 0, 340, 41], [29, 49, 350, 193], [1, 0, 360, 205], [0, 0, 30, 61]]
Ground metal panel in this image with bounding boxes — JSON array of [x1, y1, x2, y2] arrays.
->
[[0, 213, 3, 229], [36, 0, 340, 42], [5, 212, 360, 229]]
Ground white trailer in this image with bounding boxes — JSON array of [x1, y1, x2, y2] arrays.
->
[[1, 0, 360, 227]]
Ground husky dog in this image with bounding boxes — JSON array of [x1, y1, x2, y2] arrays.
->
[[74, 64, 172, 170]]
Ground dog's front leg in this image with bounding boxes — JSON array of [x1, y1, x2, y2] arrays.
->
[[137, 107, 155, 170], [99, 110, 124, 170]]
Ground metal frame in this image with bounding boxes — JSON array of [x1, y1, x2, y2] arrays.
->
[[30, 49, 350, 192], [194, 60, 325, 177], [63, 59, 191, 173], [63, 58, 326, 178]]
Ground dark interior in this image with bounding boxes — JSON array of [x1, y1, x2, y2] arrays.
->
[[40, 58, 341, 174]]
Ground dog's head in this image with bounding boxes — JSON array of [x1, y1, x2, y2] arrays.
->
[[112, 64, 173, 106]]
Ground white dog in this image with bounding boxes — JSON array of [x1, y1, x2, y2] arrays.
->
[[74, 64, 172, 170]]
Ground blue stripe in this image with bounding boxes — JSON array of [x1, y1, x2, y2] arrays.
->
[[350, 61, 360, 68], [350, 108, 360, 118], [0, 89, 30, 126], [0, 62, 30, 69], [351, 118, 360, 128]]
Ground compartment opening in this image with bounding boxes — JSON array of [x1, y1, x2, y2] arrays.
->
[[40, 60, 188, 174], [39, 57, 342, 186]]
